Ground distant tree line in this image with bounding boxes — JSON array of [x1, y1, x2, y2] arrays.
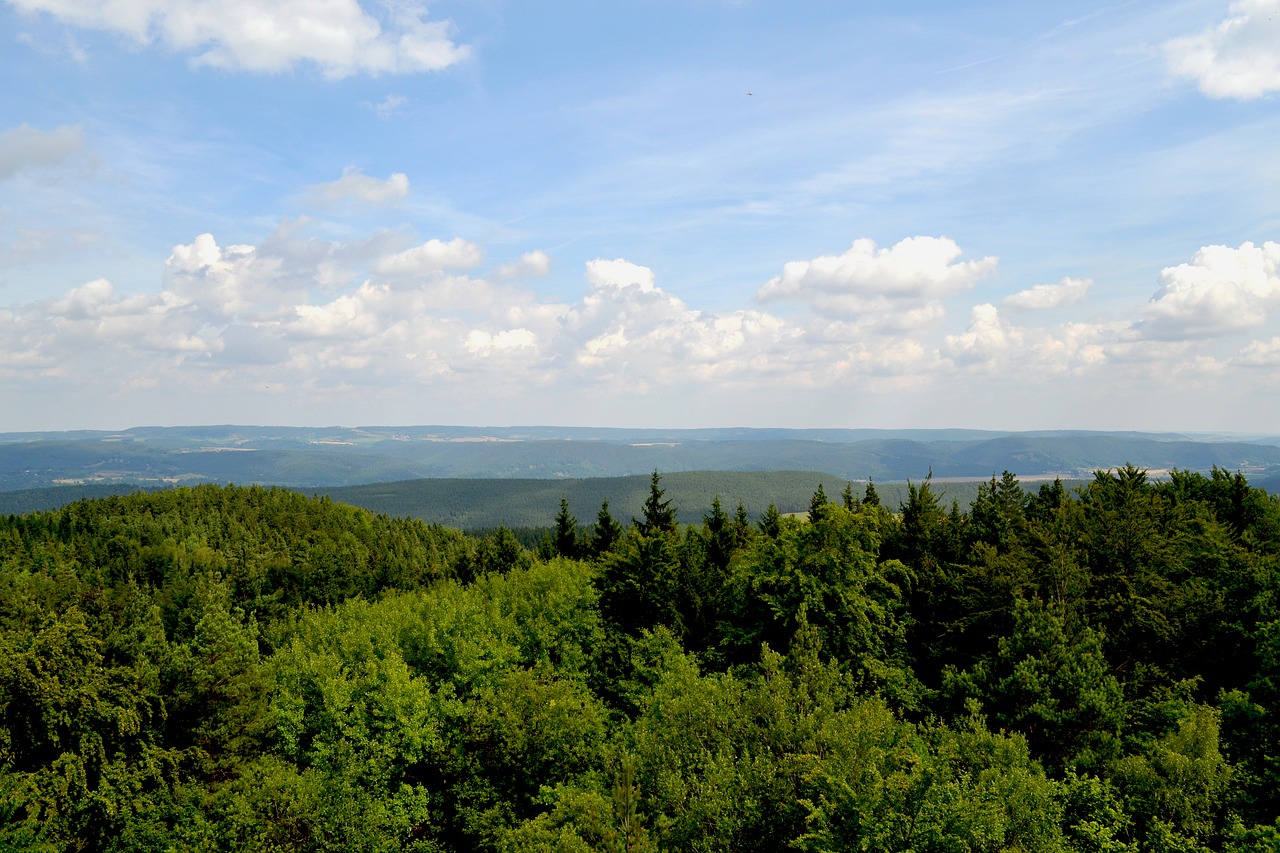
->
[[2, 468, 1280, 851]]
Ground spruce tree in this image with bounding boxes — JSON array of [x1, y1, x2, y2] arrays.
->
[[554, 497, 578, 558], [591, 499, 623, 556], [637, 470, 676, 536]]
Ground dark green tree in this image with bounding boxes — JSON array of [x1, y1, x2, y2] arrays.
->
[[758, 504, 783, 539], [554, 498, 580, 559], [590, 499, 624, 557], [732, 501, 753, 548], [636, 471, 676, 537], [704, 496, 736, 575], [809, 483, 830, 523]]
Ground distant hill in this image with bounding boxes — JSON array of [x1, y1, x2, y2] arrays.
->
[[0, 472, 1063, 529], [311, 472, 1007, 529], [3, 425, 1279, 492]]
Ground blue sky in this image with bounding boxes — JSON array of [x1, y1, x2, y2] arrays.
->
[[2, 0, 1279, 432]]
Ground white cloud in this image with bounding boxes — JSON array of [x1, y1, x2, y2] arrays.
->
[[1003, 276, 1092, 311], [9, 221, 1279, 427], [465, 328, 538, 355], [493, 250, 551, 280], [164, 232, 293, 320], [941, 303, 1020, 367], [309, 167, 410, 206], [1139, 241, 1280, 339], [375, 237, 484, 276], [8, 0, 470, 78], [585, 258, 657, 293], [0, 124, 85, 180], [291, 292, 382, 340], [1234, 336, 1280, 366], [365, 93, 408, 118], [1164, 0, 1280, 99], [755, 236, 998, 318]]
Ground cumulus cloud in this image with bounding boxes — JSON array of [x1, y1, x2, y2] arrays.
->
[[585, 258, 658, 293], [1003, 276, 1092, 311], [8, 0, 470, 78], [0, 124, 85, 180], [12, 222, 1279, 422], [942, 303, 1020, 366], [375, 237, 484, 276], [308, 167, 409, 206], [164, 232, 295, 320], [1164, 0, 1280, 99], [1139, 241, 1280, 339], [755, 236, 997, 320]]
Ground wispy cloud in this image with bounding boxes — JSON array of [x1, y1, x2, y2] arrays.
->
[[0, 124, 85, 180], [5, 0, 471, 78], [364, 93, 408, 119], [307, 168, 410, 207]]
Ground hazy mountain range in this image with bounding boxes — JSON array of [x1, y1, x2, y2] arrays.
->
[[4, 425, 1279, 492]]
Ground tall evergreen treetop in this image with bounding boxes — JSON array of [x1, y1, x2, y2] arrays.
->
[[591, 499, 623, 557], [554, 497, 579, 559], [637, 470, 677, 536]]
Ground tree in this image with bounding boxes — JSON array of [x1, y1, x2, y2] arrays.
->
[[732, 501, 753, 548], [944, 598, 1124, 773], [590, 500, 623, 558], [636, 471, 676, 537], [967, 471, 1029, 554], [704, 497, 735, 574], [598, 534, 683, 638], [809, 484, 830, 523], [555, 498, 580, 559], [758, 504, 782, 539]]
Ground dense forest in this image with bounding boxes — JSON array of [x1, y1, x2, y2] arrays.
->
[[2, 468, 1280, 851]]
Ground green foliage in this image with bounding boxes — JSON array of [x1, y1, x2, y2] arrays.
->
[[944, 598, 1124, 773], [2, 473, 1280, 851]]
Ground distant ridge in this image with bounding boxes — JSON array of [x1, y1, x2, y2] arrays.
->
[[0, 473, 1056, 529], [2, 425, 1278, 493]]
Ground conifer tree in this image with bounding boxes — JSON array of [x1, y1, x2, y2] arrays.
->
[[637, 470, 676, 536], [591, 499, 623, 557], [554, 497, 579, 558], [809, 483, 829, 523]]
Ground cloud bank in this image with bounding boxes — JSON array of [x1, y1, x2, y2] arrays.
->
[[6, 222, 1278, 427]]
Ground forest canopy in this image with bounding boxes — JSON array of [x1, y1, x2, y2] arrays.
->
[[2, 468, 1280, 851]]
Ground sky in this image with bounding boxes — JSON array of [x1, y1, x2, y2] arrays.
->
[[2, 0, 1279, 433]]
